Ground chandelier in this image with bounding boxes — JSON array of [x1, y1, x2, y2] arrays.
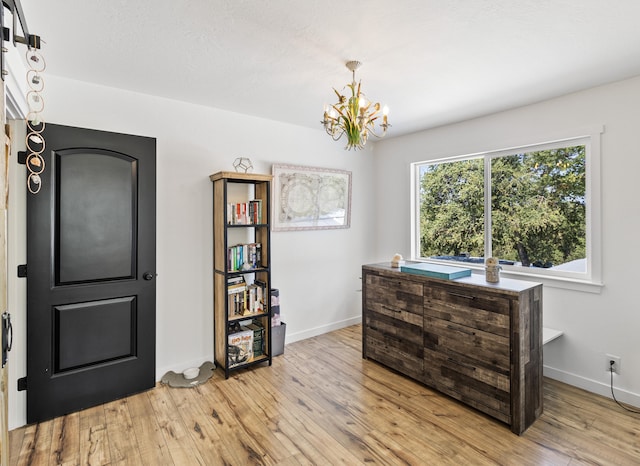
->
[[321, 60, 390, 150]]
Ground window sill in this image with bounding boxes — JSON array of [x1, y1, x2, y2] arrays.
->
[[496, 269, 603, 294], [421, 260, 604, 293]]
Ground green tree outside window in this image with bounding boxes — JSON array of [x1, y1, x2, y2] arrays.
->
[[419, 145, 586, 270]]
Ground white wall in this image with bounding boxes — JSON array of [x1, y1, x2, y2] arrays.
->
[[9, 68, 638, 430], [372, 75, 640, 406], [7, 75, 374, 429]]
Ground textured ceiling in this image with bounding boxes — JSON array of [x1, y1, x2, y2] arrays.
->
[[17, 0, 640, 138]]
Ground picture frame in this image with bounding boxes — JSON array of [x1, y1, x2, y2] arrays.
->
[[271, 164, 352, 231]]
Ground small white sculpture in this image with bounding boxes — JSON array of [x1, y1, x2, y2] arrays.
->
[[391, 253, 405, 268], [485, 257, 501, 282]]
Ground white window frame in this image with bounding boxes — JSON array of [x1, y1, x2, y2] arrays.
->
[[410, 127, 603, 293]]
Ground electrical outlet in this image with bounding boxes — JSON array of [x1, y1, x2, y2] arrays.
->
[[606, 354, 621, 373]]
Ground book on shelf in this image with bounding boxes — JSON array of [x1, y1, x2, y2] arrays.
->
[[253, 279, 267, 313], [227, 199, 263, 225], [227, 275, 246, 286], [228, 329, 253, 367], [228, 289, 244, 317], [242, 321, 265, 357], [228, 282, 247, 294], [227, 276, 246, 316], [248, 199, 263, 224]]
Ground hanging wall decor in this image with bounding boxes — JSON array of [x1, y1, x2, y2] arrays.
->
[[272, 163, 352, 231], [25, 47, 46, 194], [1, 0, 45, 193]]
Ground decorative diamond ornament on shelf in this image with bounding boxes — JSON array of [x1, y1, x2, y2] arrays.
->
[[233, 157, 254, 173]]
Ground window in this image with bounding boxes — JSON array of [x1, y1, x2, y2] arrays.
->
[[413, 133, 602, 287]]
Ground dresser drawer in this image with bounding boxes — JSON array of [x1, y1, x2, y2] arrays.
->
[[365, 273, 423, 319], [365, 332, 423, 380], [424, 283, 511, 338], [422, 347, 511, 423], [364, 271, 424, 379], [423, 316, 510, 420], [424, 316, 510, 373], [366, 317, 423, 379]]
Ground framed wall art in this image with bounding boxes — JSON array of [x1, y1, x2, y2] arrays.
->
[[271, 164, 352, 231]]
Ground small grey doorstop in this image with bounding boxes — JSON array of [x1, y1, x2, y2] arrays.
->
[[161, 361, 215, 388]]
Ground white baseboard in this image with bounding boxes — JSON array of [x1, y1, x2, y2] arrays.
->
[[285, 316, 362, 344], [544, 365, 640, 408]]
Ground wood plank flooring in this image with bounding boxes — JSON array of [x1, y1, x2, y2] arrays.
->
[[8, 325, 640, 465]]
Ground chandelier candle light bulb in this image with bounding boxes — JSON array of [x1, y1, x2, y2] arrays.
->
[[321, 60, 391, 150]]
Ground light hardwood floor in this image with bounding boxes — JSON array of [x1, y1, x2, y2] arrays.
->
[[8, 325, 640, 465]]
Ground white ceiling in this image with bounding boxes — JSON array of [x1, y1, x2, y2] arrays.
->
[[17, 0, 640, 138]]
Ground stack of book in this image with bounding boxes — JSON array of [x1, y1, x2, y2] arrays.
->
[[227, 199, 263, 225], [227, 277, 267, 317], [227, 242, 262, 271], [243, 321, 265, 358], [227, 277, 247, 316]]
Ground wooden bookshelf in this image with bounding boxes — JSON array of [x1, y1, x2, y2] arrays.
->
[[210, 171, 273, 378]]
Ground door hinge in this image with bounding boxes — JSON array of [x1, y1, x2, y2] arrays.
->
[[17, 151, 27, 165], [17, 264, 27, 277], [17, 377, 27, 391]]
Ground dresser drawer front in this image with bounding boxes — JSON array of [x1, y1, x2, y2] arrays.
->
[[425, 316, 510, 372], [366, 272, 424, 295], [365, 273, 424, 319], [424, 284, 511, 338], [366, 311, 424, 379], [423, 347, 511, 423], [422, 314, 511, 420]]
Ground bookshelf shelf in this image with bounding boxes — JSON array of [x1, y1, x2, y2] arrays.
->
[[210, 171, 273, 379], [227, 223, 269, 228], [248, 354, 270, 364], [226, 267, 269, 276], [228, 311, 270, 322]]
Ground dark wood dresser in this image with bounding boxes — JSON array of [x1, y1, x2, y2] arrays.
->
[[362, 262, 543, 434]]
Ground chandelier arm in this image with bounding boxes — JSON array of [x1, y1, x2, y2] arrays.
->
[[363, 124, 389, 139], [331, 104, 349, 122], [329, 128, 345, 142]]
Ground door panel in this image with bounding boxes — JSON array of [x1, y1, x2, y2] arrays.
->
[[55, 297, 136, 372], [27, 123, 156, 424], [57, 150, 136, 284]]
